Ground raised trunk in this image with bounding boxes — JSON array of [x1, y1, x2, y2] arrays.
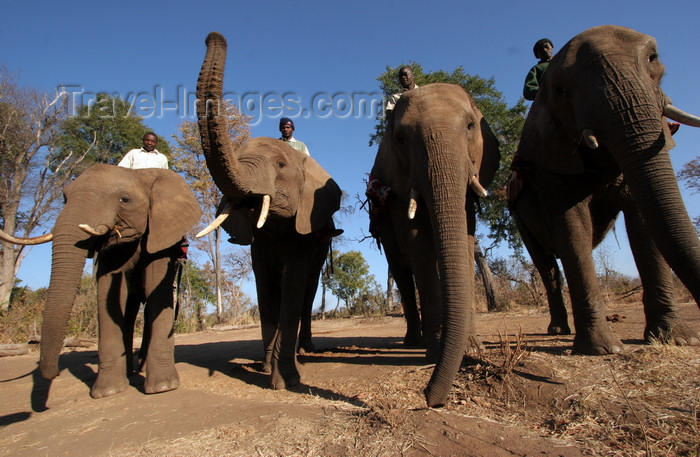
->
[[196, 32, 247, 199], [39, 233, 89, 379]]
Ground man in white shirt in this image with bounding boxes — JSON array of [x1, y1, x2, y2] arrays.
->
[[385, 66, 419, 117], [279, 118, 310, 156], [118, 132, 169, 169]]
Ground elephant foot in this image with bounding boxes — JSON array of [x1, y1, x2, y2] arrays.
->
[[297, 340, 315, 355], [144, 369, 180, 394], [573, 327, 624, 355], [645, 321, 700, 346], [91, 373, 129, 399], [270, 360, 301, 390], [547, 320, 572, 335], [403, 331, 423, 347]]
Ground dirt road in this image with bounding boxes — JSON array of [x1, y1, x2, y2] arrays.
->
[[1, 302, 698, 456]]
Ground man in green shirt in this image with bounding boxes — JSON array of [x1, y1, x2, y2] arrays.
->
[[523, 38, 553, 101]]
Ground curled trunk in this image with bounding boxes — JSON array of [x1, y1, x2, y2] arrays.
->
[[196, 32, 246, 199]]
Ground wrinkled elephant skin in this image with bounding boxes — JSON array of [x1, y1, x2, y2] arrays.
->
[[368, 83, 500, 407], [31, 164, 202, 398], [196, 32, 342, 390], [509, 25, 700, 354]]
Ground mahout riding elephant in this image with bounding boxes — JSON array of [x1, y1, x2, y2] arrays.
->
[[0, 164, 202, 398], [507, 25, 700, 354], [367, 83, 500, 407], [195, 32, 342, 390]]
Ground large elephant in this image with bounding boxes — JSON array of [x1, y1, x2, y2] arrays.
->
[[195, 32, 342, 390], [368, 83, 500, 407], [1, 164, 202, 398], [508, 25, 700, 354]]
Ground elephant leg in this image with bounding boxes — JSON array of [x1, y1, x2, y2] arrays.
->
[[513, 208, 570, 335], [91, 272, 130, 399], [624, 208, 700, 345], [123, 293, 143, 375], [252, 240, 280, 374], [141, 254, 179, 394], [554, 204, 623, 354], [388, 262, 421, 347], [411, 258, 441, 360], [297, 241, 329, 355]]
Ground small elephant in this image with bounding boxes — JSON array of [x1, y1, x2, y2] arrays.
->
[[508, 25, 700, 354], [3, 164, 202, 398], [368, 83, 500, 407], [196, 32, 342, 390]]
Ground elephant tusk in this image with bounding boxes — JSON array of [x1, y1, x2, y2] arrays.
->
[[663, 104, 700, 127], [257, 195, 270, 228], [78, 224, 109, 236], [196, 201, 233, 238], [582, 129, 599, 149], [469, 176, 488, 198], [407, 188, 419, 220], [0, 228, 53, 245]]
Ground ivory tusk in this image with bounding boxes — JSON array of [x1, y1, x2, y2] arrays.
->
[[257, 195, 270, 228], [470, 176, 488, 198], [0, 228, 53, 245], [582, 129, 599, 149], [407, 188, 418, 220], [78, 224, 109, 236], [664, 104, 700, 127], [196, 201, 233, 238]]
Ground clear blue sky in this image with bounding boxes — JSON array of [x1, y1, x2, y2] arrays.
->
[[2, 0, 699, 301]]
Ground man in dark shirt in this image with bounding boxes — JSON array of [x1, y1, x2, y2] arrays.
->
[[523, 38, 553, 101]]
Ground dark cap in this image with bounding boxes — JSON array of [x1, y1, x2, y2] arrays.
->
[[279, 117, 294, 130], [533, 38, 553, 58]]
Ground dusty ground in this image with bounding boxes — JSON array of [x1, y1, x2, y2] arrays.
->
[[1, 301, 698, 457]]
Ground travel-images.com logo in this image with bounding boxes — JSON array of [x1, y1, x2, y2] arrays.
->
[[63, 85, 385, 126]]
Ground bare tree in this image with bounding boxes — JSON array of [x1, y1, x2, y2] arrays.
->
[[0, 66, 93, 310], [170, 106, 250, 323]]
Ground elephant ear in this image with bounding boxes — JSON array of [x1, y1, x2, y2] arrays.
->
[[477, 117, 501, 187], [296, 155, 341, 235], [517, 86, 585, 175], [146, 169, 203, 253]]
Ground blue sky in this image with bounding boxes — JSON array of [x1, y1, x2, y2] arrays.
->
[[2, 0, 699, 302]]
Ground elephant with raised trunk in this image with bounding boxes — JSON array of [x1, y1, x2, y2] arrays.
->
[[1, 164, 201, 398], [195, 32, 342, 390], [508, 25, 700, 354], [368, 83, 500, 407]]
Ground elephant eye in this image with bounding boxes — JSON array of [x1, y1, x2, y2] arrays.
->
[[120, 196, 130, 203], [467, 122, 475, 130], [277, 161, 285, 168], [649, 53, 658, 63]]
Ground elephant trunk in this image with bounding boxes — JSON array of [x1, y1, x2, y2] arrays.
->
[[39, 230, 90, 379], [620, 147, 700, 302], [599, 80, 700, 302], [421, 138, 475, 408], [196, 32, 249, 200]]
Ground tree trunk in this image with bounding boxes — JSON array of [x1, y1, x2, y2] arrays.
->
[[387, 268, 395, 312], [474, 239, 499, 311], [214, 227, 223, 323]]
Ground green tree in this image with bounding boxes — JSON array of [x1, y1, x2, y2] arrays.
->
[[177, 261, 215, 332], [54, 93, 171, 174], [326, 250, 377, 314]]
